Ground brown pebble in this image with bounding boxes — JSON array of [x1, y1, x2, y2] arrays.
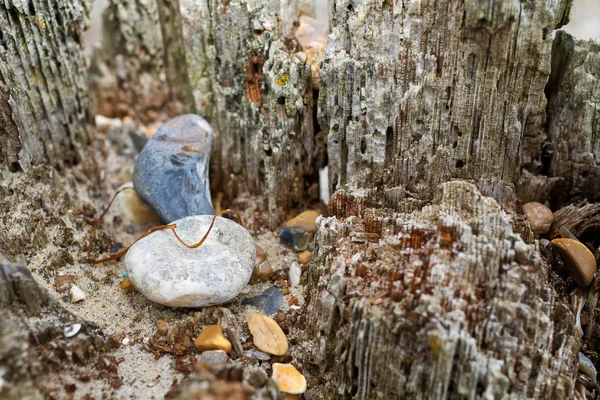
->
[[297, 251, 312, 265], [522, 202, 553, 235], [119, 277, 137, 291], [256, 245, 267, 263], [272, 363, 307, 394], [249, 259, 273, 284], [242, 341, 254, 350], [288, 296, 298, 306], [194, 325, 232, 353], [247, 314, 288, 356], [552, 238, 598, 287], [284, 210, 320, 230], [54, 274, 77, 293]]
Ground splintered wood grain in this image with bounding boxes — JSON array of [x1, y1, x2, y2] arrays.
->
[[304, 181, 580, 399], [0, 0, 91, 170], [180, 0, 323, 227], [319, 0, 571, 202]]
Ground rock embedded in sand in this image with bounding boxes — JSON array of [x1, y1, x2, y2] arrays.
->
[[116, 182, 162, 225], [272, 363, 307, 394], [247, 314, 288, 356], [119, 277, 137, 291], [133, 114, 214, 223], [125, 215, 256, 307], [195, 326, 232, 353], [242, 286, 284, 316], [522, 202, 553, 235], [284, 210, 320, 229], [552, 238, 597, 287], [249, 259, 273, 284], [199, 350, 229, 366], [297, 251, 311, 265], [279, 227, 314, 251]]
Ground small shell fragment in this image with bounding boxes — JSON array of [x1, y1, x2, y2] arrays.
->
[[69, 285, 87, 303], [64, 323, 82, 338]]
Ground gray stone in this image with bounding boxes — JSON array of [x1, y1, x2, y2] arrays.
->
[[199, 350, 228, 366], [241, 286, 283, 316], [133, 114, 214, 223], [125, 215, 256, 307], [279, 226, 314, 251]]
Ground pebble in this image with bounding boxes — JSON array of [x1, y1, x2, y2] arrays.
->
[[122, 337, 130, 345], [559, 225, 579, 240], [522, 202, 553, 235], [579, 352, 597, 380], [295, 16, 328, 51], [289, 262, 302, 287], [69, 285, 87, 303], [199, 350, 229, 366], [125, 215, 256, 307], [119, 277, 137, 291], [279, 226, 314, 252], [95, 115, 122, 133], [294, 52, 308, 64], [272, 363, 307, 394], [243, 348, 272, 361], [297, 251, 312, 265], [242, 286, 284, 316], [133, 114, 214, 223], [284, 210, 320, 229], [116, 182, 162, 225], [54, 274, 77, 293], [552, 238, 597, 287], [249, 259, 273, 284], [247, 314, 288, 356], [195, 325, 232, 353]]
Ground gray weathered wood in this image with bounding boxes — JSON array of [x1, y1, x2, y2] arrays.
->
[[0, 0, 92, 171]]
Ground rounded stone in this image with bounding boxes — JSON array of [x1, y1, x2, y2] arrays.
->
[[133, 114, 214, 223], [522, 202, 553, 235], [272, 363, 307, 394], [124, 215, 256, 307]]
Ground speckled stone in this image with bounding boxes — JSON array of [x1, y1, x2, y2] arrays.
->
[[522, 202, 553, 235], [133, 115, 214, 223], [125, 215, 256, 307]]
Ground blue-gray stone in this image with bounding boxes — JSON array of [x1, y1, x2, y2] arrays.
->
[[242, 286, 284, 316], [133, 114, 214, 223], [279, 226, 314, 251]]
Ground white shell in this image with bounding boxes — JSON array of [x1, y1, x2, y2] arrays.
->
[[125, 215, 256, 307], [69, 285, 87, 303]]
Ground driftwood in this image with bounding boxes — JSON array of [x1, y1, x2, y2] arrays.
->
[[1, 0, 600, 398], [0, 256, 106, 398]]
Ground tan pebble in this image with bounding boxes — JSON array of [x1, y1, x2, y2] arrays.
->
[[295, 16, 328, 51], [272, 363, 307, 394], [249, 259, 273, 284], [297, 251, 312, 265], [284, 210, 320, 230], [117, 182, 162, 224], [522, 202, 553, 235], [247, 314, 288, 356], [120, 277, 137, 291], [194, 325, 232, 353], [288, 296, 298, 306], [552, 238, 597, 287]]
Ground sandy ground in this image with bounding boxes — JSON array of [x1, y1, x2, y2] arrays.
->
[[22, 124, 309, 399]]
